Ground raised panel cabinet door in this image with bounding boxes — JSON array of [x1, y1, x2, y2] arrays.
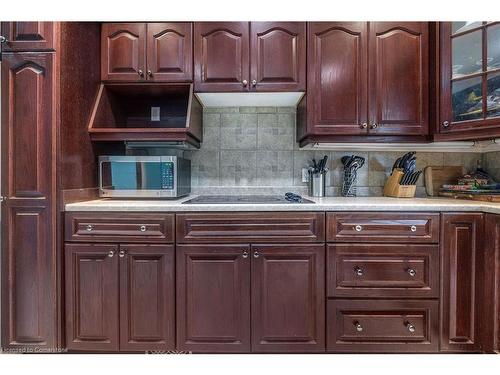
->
[[1, 22, 55, 51], [251, 244, 325, 352], [484, 214, 500, 353], [101, 23, 146, 81], [146, 23, 193, 82], [65, 244, 119, 351], [250, 22, 305, 91], [1, 53, 57, 349], [441, 213, 484, 352], [119, 244, 175, 352], [194, 22, 250, 92], [176, 244, 251, 352], [307, 22, 368, 135], [368, 22, 429, 136]]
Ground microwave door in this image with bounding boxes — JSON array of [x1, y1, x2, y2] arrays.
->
[[138, 162, 163, 190]]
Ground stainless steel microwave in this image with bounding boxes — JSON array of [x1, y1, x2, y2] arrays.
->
[[98, 156, 191, 198]]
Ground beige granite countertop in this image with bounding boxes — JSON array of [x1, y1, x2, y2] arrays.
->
[[64, 196, 500, 214]]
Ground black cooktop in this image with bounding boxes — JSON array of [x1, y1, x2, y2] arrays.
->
[[182, 195, 314, 204]]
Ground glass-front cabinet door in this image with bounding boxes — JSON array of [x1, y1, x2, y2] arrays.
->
[[440, 22, 500, 139]]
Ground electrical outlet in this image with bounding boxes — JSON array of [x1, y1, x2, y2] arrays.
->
[[302, 168, 310, 183], [151, 106, 160, 122]]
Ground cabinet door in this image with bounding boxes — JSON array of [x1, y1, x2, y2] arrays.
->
[[307, 22, 368, 135], [438, 22, 500, 140], [119, 244, 175, 352], [101, 23, 146, 81], [194, 22, 249, 92], [250, 22, 305, 91], [1, 22, 55, 51], [484, 214, 500, 353], [441, 213, 484, 352], [1, 53, 57, 349], [251, 244, 325, 352], [176, 244, 251, 352], [146, 23, 193, 82], [65, 244, 119, 351], [368, 22, 429, 136]]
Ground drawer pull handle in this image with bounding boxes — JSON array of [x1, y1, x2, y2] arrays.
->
[[253, 251, 259, 258], [140, 225, 147, 232], [410, 225, 417, 232], [242, 251, 248, 259], [355, 225, 363, 232], [354, 322, 363, 332], [86, 224, 94, 232], [354, 266, 363, 276], [119, 250, 126, 258], [407, 268, 416, 277], [108, 251, 114, 258], [406, 322, 416, 333]]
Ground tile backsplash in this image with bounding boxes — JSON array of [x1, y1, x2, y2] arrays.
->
[[183, 106, 487, 197]]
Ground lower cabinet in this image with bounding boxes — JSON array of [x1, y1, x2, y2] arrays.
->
[[65, 243, 175, 352], [441, 213, 484, 352], [485, 214, 500, 353], [327, 299, 439, 352], [176, 244, 325, 353]]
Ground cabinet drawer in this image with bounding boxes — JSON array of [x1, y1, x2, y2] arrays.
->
[[176, 212, 325, 243], [327, 212, 439, 243], [65, 213, 174, 243], [327, 300, 439, 353], [327, 244, 439, 298]]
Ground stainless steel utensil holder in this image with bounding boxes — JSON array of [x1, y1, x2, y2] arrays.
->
[[342, 168, 357, 197], [309, 171, 326, 197]]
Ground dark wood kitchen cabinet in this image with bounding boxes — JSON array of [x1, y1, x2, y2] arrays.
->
[[441, 213, 485, 352], [251, 244, 325, 352], [1, 22, 55, 51], [176, 244, 251, 353], [437, 22, 500, 141], [194, 22, 305, 92], [369, 22, 429, 136], [249, 22, 306, 91], [484, 214, 500, 353], [176, 240, 325, 353], [1, 51, 57, 349], [101, 23, 146, 81], [65, 244, 120, 351], [65, 242, 175, 352], [298, 22, 429, 146]]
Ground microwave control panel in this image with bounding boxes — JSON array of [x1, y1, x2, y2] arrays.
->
[[161, 162, 174, 189]]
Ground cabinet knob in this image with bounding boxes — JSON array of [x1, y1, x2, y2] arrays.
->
[[251, 79, 257, 87], [140, 225, 147, 232], [242, 251, 248, 259], [361, 123, 368, 129], [406, 322, 416, 333], [242, 79, 248, 87], [354, 321, 363, 332], [407, 268, 416, 277], [442, 121, 450, 128], [355, 225, 363, 232], [253, 251, 259, 258], [119, 250, 126, 258], [0, 36, 7, 43], [108, 250, 114, 258], [370, 123, 378, 129], [86, 224, 94, 232], [147, 69, 153, 77], [138, 69, 144, 77], [354, 266, 363, 276], [410, 225, 417, 232]]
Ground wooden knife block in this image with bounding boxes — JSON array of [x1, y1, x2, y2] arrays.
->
[[383, 169, 417, 198]]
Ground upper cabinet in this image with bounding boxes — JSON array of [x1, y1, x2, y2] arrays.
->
[[298, 22, 429, 145], [1, 22, 55, 51], [369, 22, 429, 136], [101, 23, 192, 82], [194, 22, 306, 92], [438, 22, 500, 141]]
